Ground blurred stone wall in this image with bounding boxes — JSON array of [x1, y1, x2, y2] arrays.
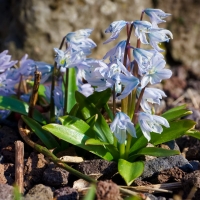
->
[[0, 0, 200, 77]]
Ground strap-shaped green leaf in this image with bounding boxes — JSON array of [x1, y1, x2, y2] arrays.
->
[[128, 147, 180, 161], [75, 91, 114, 144], [150, 119, 196, 145], [43, 123, 115, 161], [162, 104, 192, 122], [0, 96, 47, 124], [22, 116, 59, 149]]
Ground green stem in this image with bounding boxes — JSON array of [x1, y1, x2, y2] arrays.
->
[[113, 85, 116, 117], [119, 143, 125, 159], [125, 134, 132, 159], [129, 89, 137, 120]]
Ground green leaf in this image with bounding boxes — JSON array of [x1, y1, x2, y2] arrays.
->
[[129, 135, 148, 155], [0, 96, 47, 124], [67, 68, 77, 112], [86, 88, 112, 109], [75, 91, 114, 144], [59, 115, 98, 138], [86, 114, 98, 128], [22, 116, 59, 149], [69, 103, 79, 116], [162, 104, 192, 122], [129, 147, 180, 161], [186, 129, 200, 140], [150, 119, 196, 145], [43, 123, 115, 161], [82, 184, 96, 200], [118, 159, 144, 186], [85, 138, 110, 146]]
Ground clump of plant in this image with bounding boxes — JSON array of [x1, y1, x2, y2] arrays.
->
[[0, 8, 199, 187]]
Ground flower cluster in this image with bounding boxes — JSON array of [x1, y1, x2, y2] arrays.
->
[[0, 8, 172, 143]]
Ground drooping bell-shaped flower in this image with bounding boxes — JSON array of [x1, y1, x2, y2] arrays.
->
[[137, 87, 167, 112], [143, 8, 171, 28], [147, 28, 173, 52], [0, 50, 18, 73], [140, 55, 172, 88], [66, 29, 96, 54], [104, 20, 128, 44], [132, 20, 152, 44], [133, 48, 163, 76], [138, 112, 169, 141], [110, 112, 136, 144], [103, 40, 127, 63]]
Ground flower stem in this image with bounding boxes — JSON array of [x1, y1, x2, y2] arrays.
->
[[121, 23, 134, 114], [63, 68, 69, 115], [50, 36, 65, 123], [119, 143, 126, 159], [125, 133, 132, 159]]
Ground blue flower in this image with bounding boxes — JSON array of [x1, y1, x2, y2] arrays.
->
[[140, 56, 172, 88], [147, 29, 173, 52], [103, 40, 127, 63], [66, 29, 96, 54], [110, 112, 136, 144], [0, 71, 18, 96], [133, 48, 163, 76], [104, 20, 128, 44], [144, 8, 171, 28], [138, 112, 169, 141], [0, 50, 18, 73], [137, 87, 166, 112], [132, 20, 152, 44]]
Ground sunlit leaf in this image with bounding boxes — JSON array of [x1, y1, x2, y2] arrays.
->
[[22, 116, 59, 149], [0, 96, 47, 124], [118, 159, 144, 186], [43, 123, 115, 161], [129, 147, 180, 161]]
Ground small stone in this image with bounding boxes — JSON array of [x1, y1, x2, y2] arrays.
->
[[141, 155, 193, 180], [24, 184, 53, 200], [0, 184, 14, 200], [54, 187, 79, 200], [43, 163, 69, 187], [96, 180, 120, 200]]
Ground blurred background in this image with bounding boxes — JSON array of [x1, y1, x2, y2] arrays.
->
[[0, 0, 200, 77], [1, 0, 200, 112]]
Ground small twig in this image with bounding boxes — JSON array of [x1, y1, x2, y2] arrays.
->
[[120, 182, 182, 194], [28, 68, 41, 118], [14, 140, 24, 194]]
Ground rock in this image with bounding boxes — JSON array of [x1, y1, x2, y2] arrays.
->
[[24, 184, 53, 200], [96, 180, 120, 200], [75, 159, 117, 180], [0, 164, 7, 184], [42, 163, 69, 187], [0, 184, 14, 200], [141, 155, 193, 180], [24, 152, 47, 190], [54, 187, 79, 200], [152, 167, 185, 184]]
